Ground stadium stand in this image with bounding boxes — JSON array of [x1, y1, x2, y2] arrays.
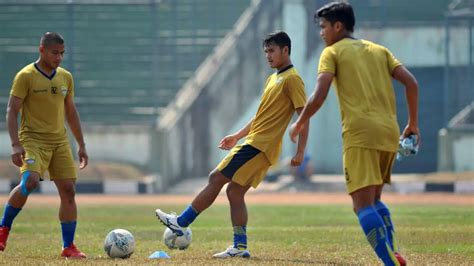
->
[[0, 0, 250, 126]]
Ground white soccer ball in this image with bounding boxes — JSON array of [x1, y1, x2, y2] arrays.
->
[[163, 227, 192, 250], [104, 229, 135, 259]]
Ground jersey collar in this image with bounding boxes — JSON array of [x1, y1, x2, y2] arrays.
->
[[34, 63, 57, 80], [277, 64, 293, 75]]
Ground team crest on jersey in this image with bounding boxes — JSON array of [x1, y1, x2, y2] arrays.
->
[[276, 77, 284, 84], [61, 86, 68, 96]]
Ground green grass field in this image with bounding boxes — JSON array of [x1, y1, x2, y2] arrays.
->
[[0, 202, 472, 265]]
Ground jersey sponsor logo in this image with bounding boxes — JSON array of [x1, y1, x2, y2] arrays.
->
[[61, 86, 68, 96], [51, 86, 58, 94], [25, 158, 35, 164], [33, 89, 47, 93]]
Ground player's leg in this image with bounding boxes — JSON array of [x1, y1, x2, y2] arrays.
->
[[190, 169, 230, 213], [54, 179, 77, 243], [213, 181, 251, 259], [49, 143, 85, 259], [213, 151, 268, 258], [155, 169, 230, 235], [54, 179, 85, 259], [227, 182, 251, 250], [156, 144, 260, 235], [374, 151, 406, 265], [1, 143, 45, 251], [0, 171, 41, 251], [345, 148, 399, 266], [375, 185, 406, 266], [351, 186, 399, 266]]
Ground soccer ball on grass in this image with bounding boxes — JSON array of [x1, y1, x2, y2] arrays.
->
[[163, 227, 192, 250], [104, 229, 135, 259]]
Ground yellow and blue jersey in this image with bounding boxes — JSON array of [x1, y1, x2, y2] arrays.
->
[[245, 65, 307, 164], [10, 63, 74, 144], [318, 38, 402, 152]]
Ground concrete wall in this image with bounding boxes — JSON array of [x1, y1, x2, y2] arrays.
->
[[438, 128, 474, 172], [282, 1, 473, 173], [151, 0, 283, 187]]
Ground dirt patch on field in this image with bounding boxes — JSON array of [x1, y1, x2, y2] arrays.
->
[[4, 192, 472, 207]]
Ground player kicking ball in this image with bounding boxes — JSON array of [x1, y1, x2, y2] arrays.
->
[[1, 32, 88, 259], [155, 31, 309, 258], [289, 2, 419, 266]]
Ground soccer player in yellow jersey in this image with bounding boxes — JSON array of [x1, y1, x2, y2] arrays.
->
[[290, 2, 419, 266], [1, 32, 88, 258], [156, 31, 308, 258]]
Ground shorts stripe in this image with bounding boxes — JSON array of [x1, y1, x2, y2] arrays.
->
[[221, 145, 261, 178]]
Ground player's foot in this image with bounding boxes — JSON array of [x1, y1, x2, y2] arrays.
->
[[395, 252, 407, 266], [212, 246, 251, 258], [0, 226, 10, 251], [155, 209, 185, 236], [61, 243, 87, 259]]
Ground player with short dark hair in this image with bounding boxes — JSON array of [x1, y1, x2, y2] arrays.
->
[[155, 31, 309, 259], [290, 2, 419, 265], [1, 32, 88, 259]]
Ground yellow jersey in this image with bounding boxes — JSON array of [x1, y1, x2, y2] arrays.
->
[[245, 65, 307, 164], [10, 63, 74, 144], [318, 38, 402, 152]]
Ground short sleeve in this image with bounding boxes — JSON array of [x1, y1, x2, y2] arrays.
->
[[10, 72, 29, 99], [318, 46, 336, 74], [285, 74, 307, 109], [385, 48, 402, 73], [67, 72, 75, 98]]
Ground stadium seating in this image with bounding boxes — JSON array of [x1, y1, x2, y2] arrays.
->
[[0, 0, 250, 126]]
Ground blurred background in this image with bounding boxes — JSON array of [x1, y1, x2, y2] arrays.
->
[[0, 0, 472, 193]]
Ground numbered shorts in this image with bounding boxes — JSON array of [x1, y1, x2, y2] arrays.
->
[[343, 147, 396, 194], [20, 141, 77, 180], [217, 144, 270, 188]]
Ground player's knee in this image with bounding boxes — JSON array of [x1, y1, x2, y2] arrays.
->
[[208, 170, 228, 185], [226, 184, 243, 201], [20, 171, 40, 196], [60, 184, 76, 199]]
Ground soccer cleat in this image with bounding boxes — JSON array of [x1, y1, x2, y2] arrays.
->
[[395, 252, 407, 266], [61, 243, 87, 259], [0, 226, 10, 251], [212, 246, 251, 258], [155, 209, 185, 236]]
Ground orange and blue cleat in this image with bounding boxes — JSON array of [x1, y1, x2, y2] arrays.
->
[[61, 243, 87, 259], [0, 226, 10, 251]]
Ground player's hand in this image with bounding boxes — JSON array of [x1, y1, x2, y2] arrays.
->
[[289, 122, 303, 143], [291, 151, 304, 166], [78, 145, 88, 169], [218, 135, 238, 150], [401, 123, 421, 145], [11, 143, 25, 167]]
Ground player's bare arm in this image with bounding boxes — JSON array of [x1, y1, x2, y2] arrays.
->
[[392, 65, 420, 143], [218, 116, 255, 150], [291, 107, 309, 166], [289, 72, 334, 142], [6, 95, 24, 167], [64, 95, 88, 169]]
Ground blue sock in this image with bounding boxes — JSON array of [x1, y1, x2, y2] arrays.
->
[[233, 225, 247, 250], [61, 221, 76, 248], [177, 205, 199, 227], [358, 206, 398, 266], [1, 204, 22, 229], [375, 200, 399, 253]]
